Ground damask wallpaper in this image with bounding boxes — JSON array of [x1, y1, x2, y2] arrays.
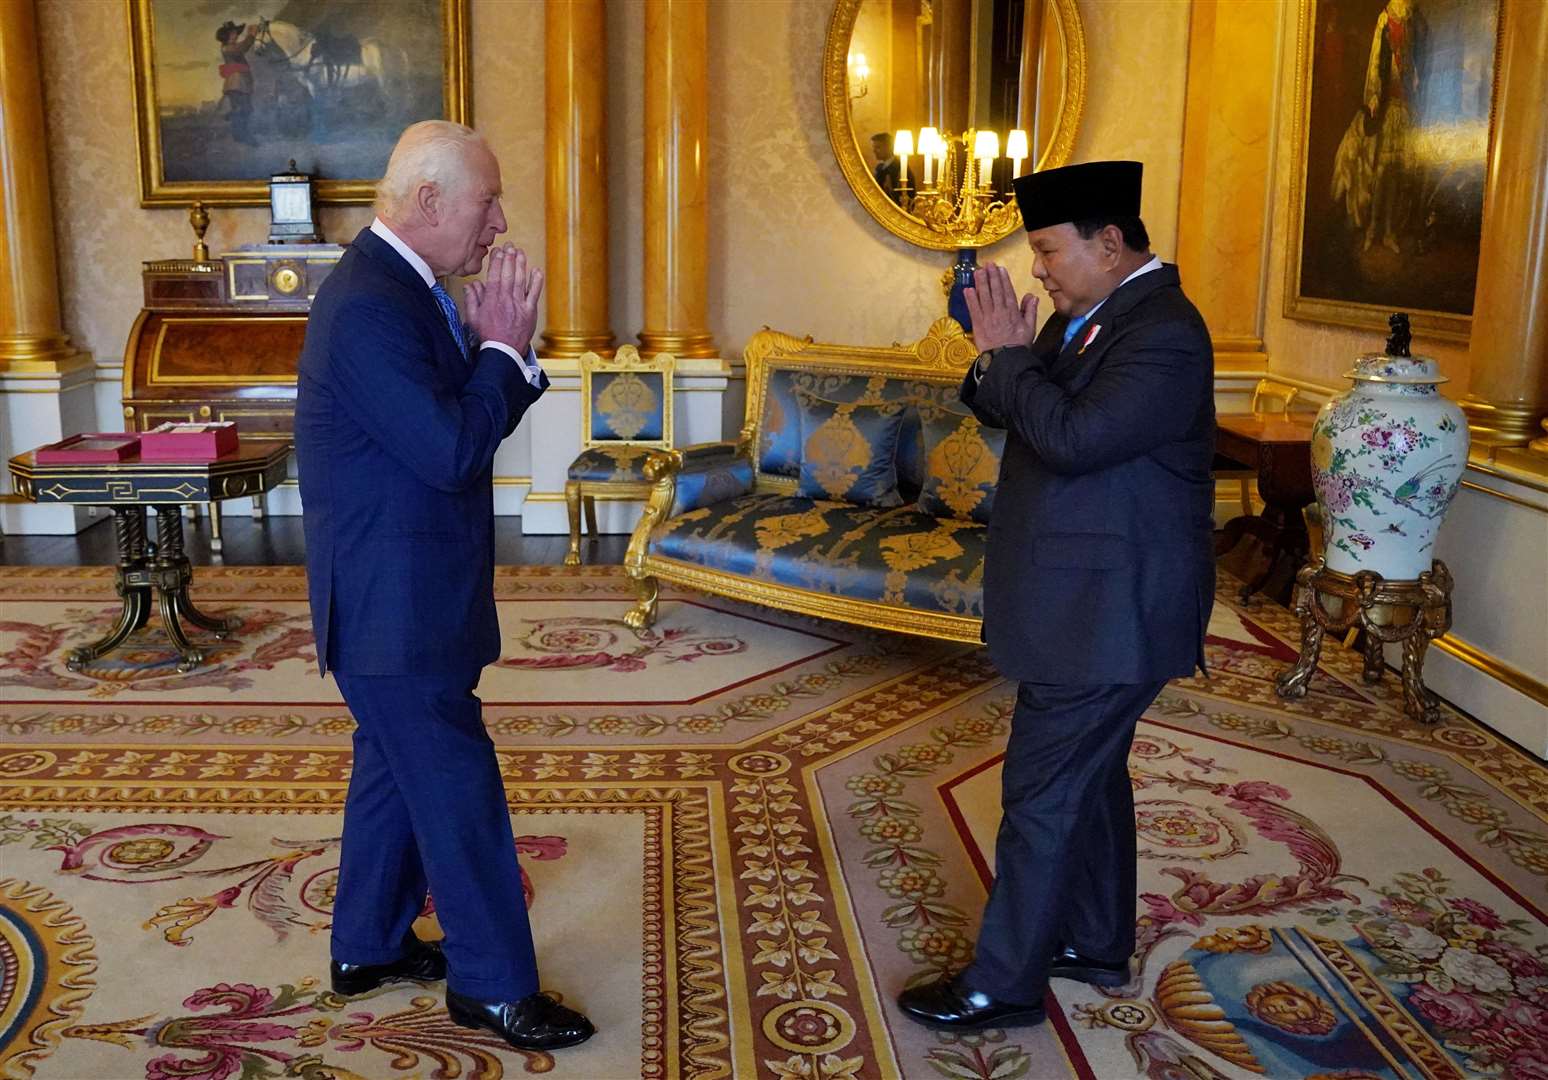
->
[[36, 0, 1189, 370]]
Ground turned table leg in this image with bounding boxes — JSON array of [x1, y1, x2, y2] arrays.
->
[[152, 506, 234, 670], [67, 507, 152, 671]]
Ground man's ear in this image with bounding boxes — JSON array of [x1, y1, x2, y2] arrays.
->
[[1100, 224, 1124, 265], [414, 181, 440, 227]]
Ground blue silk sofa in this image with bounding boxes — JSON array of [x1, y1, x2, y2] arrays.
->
[[623, 319, 1003, 642]]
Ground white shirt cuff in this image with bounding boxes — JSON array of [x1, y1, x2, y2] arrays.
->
[[481, 341, 544, 386]]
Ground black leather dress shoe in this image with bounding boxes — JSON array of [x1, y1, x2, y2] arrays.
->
[[445, 987, 595, 1051], [1048, 946, 1130, 987], [331, 936, 447, 996], [896, 972, 1046, 1030]]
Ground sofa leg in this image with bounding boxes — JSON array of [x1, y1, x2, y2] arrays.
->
[[624, 574, 659, 630], [564, 482, 583, 567]]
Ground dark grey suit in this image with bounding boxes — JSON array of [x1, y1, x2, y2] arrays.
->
[[957, 262, 1215, 997]]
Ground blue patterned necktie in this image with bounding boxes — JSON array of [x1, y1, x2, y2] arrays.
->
[[429, 282, 469, 358], [1061, 313, 1089, 350]]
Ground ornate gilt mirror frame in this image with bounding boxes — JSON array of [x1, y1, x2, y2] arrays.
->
[[822, 0, 1086, 251]]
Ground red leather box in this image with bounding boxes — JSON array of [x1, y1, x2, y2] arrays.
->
[[35, 433, 141, 464], [138, 421, 239, 462]]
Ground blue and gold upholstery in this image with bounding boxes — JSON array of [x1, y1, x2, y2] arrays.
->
[[651, 495, 984, 617], [793, 388, 909, 507], [623, 319, 991, 643], [565, 346, 675, 566], [568, 445, 656, 484], [917, 398, 1006, 524]]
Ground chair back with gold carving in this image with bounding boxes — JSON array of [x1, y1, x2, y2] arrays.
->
[[578, 345, 674, 452]]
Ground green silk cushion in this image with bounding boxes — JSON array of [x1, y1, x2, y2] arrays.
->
[[917, 400, 1005, 524], [793, 388, 908, 508]]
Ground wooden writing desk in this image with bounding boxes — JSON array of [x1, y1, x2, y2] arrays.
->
[[1214, 413, 1316, 603]]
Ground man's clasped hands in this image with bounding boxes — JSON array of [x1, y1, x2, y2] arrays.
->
[[465, 244, 545, 356]]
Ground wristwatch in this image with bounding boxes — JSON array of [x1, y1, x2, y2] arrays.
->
[[974, 346, 1002, 377]]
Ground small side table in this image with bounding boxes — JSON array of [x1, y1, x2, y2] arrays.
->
[[8, 443, 291, 671], [1213, 414, 1316, 604]]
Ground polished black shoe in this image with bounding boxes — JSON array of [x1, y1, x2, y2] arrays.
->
[[445, 987, 595, 1051], [896, 972, 1046, 1030], [1048, 945, 1130, 988], [331, 936, 447, 996]]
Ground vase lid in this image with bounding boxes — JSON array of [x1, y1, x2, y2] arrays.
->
[[1346, 351, 1449, 385]]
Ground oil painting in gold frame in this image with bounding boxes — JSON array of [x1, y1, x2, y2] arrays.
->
[[128, 0, 470, 207], [1284, 0, 1500, 342]]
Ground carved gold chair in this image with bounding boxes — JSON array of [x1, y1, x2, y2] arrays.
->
[[1217, 378, 1301, 517], [564, 346, 675, 566]]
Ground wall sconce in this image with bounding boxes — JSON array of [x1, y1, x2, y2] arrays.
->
[[847, 51, 869, 100]]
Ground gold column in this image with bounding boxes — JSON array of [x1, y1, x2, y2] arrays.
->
[[1462, 0, 1548, 453], [1175, 0, 1278, 371], [0, 0, 86, 373], [541, 0, 613, 359], [639, 0, 716, 358]]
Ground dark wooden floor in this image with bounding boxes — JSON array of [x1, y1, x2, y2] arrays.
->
[[0, 514, 630, 567]]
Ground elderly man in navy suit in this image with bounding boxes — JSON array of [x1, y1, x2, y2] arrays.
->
[[898, 161, 1216, 1030], [295, 120, 592, 1051]]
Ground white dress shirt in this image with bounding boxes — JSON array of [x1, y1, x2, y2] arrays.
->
[[369, 218, 543, 386]]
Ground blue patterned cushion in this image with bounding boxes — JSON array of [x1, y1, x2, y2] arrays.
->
[[670, 457, 756, 515], [794, 388, 907, 508], [757, 369, 805, 477], [650, 494, 985, 616], [590, 371, 665, 441], [567, 445, 654, 482], [758, 371, 951, 482], [917, 400, 1005, 524]]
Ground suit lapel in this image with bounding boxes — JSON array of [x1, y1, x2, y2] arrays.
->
[[1047, 263, 1180, 385], [352, 227, 469, 375]]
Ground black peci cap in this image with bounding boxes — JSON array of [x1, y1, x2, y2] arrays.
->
[[1012, 160, 1143, 232]]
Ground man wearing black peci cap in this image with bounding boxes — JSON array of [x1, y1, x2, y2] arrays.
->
[[897, 160, 1216, 1030]]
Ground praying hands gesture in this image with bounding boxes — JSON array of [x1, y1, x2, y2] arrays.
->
[[466, 243, 544, 356], [964, 263, 1038, 354]]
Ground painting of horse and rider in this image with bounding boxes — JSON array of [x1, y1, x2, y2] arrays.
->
[[130, 0, 469, 206]]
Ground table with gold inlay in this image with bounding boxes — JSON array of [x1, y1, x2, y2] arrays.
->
[[7, 443, 291, 670]]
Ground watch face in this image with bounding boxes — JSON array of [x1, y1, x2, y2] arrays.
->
[[271, 183, 311, 224]]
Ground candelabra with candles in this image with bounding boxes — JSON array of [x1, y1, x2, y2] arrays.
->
[[890, 126, 1029, 242]]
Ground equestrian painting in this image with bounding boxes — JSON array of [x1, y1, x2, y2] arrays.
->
[[130, 0, 469, 206]]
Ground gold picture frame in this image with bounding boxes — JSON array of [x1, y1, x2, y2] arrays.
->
[[127, 0, 471, 207], [1283, 0, 1502, 342]]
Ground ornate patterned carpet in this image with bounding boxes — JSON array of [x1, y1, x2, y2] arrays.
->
[[1, 565, 1544, 1080]]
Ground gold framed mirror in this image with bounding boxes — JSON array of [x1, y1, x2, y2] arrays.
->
[[823, 0, 1086, 251]]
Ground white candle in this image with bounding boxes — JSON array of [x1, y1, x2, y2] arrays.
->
[[973, 130, 999, 192], [919, 127, 939, 186], [1006, 129, 1029, 180], [893, 129, 913, 192]]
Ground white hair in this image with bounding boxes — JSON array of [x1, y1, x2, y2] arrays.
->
[[374, 120, 488, 219]]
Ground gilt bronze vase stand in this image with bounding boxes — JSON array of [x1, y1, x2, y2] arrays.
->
[[1275, 558, 1454, 724]]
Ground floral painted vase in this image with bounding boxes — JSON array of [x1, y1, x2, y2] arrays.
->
[[1310, 329, 1469, 580]]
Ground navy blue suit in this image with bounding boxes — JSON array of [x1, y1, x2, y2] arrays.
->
[[957, 263, 1216, 998], [295, 226, 547, 1001]]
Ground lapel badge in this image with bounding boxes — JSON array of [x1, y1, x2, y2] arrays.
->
[[1078, 323, 1103, 354]]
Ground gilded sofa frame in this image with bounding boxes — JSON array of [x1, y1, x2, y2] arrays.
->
[[623, 318, 984, 642]]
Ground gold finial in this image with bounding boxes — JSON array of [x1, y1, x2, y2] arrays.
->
[[189, 202, 210, 263]]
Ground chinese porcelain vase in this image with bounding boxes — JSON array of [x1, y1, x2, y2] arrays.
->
[[1310, 344, 1469, 580]]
